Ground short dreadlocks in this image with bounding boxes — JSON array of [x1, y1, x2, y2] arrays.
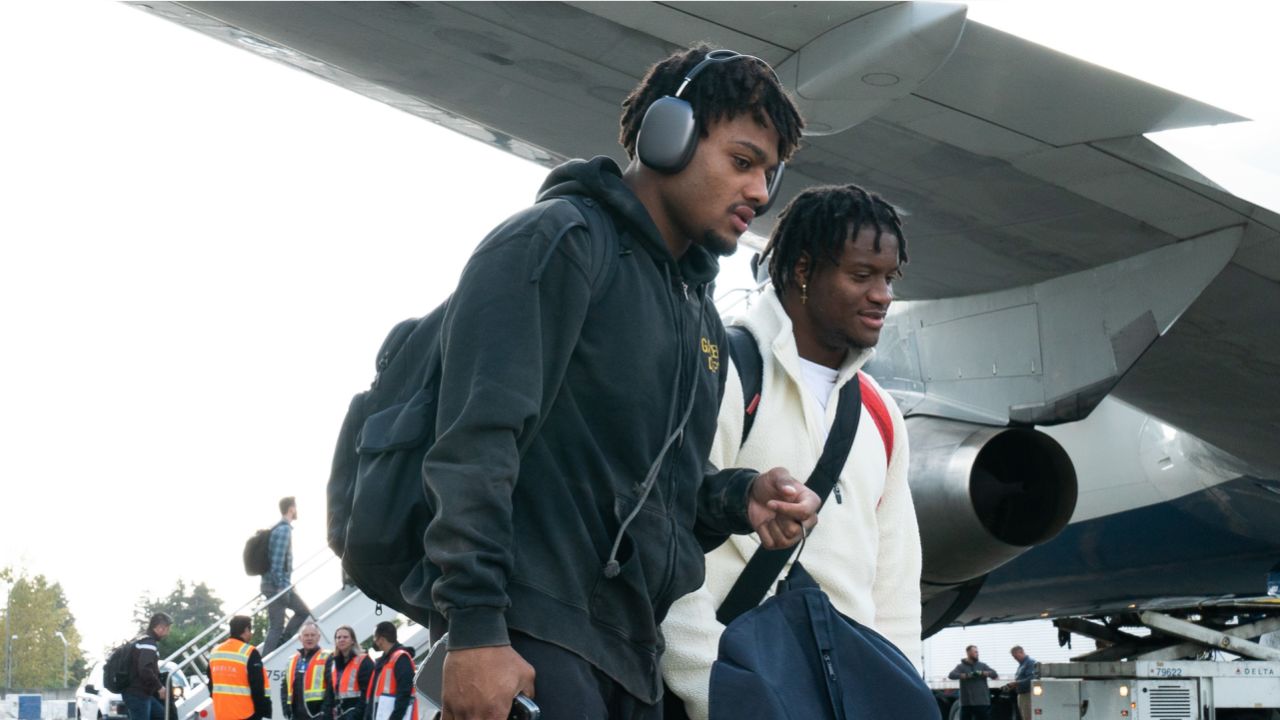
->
[[619, 45, 804, 163], [761, 184, 908, 297]]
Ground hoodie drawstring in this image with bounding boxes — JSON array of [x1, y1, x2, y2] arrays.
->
[[603, 274, 707, 578]]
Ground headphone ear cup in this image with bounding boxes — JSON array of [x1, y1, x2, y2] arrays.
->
[[636, 97, 698, 174], [756, 160, 785, 216]]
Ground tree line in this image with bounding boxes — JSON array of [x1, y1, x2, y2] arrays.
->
[[2, 566, 244, 691]]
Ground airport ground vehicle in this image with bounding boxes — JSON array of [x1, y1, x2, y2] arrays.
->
[[77, 662, 127, 720], [76, 659, 194, 720], [1031, 661, 1280, 720], [930, 685, 1018, 720]]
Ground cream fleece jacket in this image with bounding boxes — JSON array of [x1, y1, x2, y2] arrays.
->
[[660, 287, 923, 720]]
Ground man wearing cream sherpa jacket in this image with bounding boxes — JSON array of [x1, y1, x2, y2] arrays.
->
[[661, 184, 923, 720]]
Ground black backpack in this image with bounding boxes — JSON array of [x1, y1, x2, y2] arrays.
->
[[243, 527, 275, 576], [103, 639, 138, 693], [326, 195, 620, 623]]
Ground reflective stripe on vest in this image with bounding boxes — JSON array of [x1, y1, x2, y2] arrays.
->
[[286, 650, 331, 704], [332, 655, 365, 700], [369, 649, 418, 720], [210, 639, 255, 720]]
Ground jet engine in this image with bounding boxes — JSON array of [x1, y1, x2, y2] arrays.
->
[[908, 417, 1078, 590]]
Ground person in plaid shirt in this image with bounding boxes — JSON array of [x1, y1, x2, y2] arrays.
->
[[262, 496, 312, 654]]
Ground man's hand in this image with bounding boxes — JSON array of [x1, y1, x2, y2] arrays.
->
[[746, 468, 820, 549], [157, 687, 167, 701], [441, 646, 535, 720]]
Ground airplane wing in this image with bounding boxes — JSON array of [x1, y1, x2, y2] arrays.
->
[[134, 2, 1280, 631], [136, 1, 1279, 478]]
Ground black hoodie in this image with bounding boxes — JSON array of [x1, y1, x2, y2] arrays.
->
[[405, 157, 756, 702]]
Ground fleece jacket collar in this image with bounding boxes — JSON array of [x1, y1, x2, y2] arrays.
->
[[738, 285, 875, 398]]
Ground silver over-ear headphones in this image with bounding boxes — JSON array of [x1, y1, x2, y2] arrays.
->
[[635, 49, 786, 216]]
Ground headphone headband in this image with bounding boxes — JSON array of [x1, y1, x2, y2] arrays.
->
[[674, 50, 779, 99]]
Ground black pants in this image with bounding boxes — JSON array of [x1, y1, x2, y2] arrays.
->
[[263, 589, 312, 654], [508, 632, 661, 720], [960, 706, 992, 720]]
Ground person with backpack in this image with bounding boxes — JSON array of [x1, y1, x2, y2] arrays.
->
[[320, 625, 373, 720], [263, 496, 312, 654], [209, 615, 271, 720], [661, 185, 924, 719], [121, 613, 173, 720], [397, 46, 816, 720]]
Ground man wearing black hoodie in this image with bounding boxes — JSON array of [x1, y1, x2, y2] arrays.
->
[[407, 46, 813, 720]]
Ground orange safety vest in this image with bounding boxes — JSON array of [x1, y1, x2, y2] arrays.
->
[[209, 639, 261, 720], [285, 649, 331, 705], [330, 654, 366, 702], [367, 648, 417, 720]]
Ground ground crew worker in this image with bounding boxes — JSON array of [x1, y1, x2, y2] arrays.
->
[[282, 622, 329, 720], [209, 615, 271, 720], [321, 625, 373, 720], [1007, 645, 1038, 720], [366, 622, 415, 720], [949, 645, 999, 720]]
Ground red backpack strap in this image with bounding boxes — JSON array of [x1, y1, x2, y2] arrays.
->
[[857, 372, 893, 468]]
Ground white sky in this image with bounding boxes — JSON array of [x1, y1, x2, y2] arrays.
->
[[1, 0, 1276, 662]]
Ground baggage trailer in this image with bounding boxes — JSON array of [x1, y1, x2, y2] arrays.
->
[[1030, 660, 1280, 719]]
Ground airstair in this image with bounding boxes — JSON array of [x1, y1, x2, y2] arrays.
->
[[161, 549, 431, 720]]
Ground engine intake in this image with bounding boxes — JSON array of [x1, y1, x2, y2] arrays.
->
[[908, 417, 1077, 587]]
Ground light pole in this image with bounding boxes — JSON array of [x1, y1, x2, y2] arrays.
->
[[3, 581, 9, 695], [54, 631, 68, 689], [5, 634, 14, 694]]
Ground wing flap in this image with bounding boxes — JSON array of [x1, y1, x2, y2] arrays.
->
[[870, 227, 1242, 426]]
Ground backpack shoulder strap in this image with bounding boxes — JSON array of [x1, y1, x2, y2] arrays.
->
[[857, 372, 894, 467], [558, 195, 621, 303], [716, 376, 862, 625], [724, 325, 763, 447]]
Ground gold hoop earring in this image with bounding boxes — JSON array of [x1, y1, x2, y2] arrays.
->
[[801, 283, 808, 304]]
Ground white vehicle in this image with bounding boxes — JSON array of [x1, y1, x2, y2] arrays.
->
[[76, 662, 127, 720], [76, 659, 195, 720], [1032, 661, 1280, 720]]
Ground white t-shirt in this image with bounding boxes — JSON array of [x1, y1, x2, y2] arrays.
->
[[798, 357, 839, 414]]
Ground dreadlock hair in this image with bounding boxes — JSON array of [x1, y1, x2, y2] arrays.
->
[[619, 45, 804, 163], [761, 184, 908, 297]]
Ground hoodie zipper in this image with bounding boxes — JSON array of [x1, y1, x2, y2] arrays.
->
[[664, 276, 699, 499], [653, 275, 700, 604]]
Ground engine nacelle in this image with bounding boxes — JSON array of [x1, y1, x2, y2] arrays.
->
[[908, 417, 1078, 588]]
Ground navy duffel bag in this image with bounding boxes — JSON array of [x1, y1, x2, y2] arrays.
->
[[709, 565, 937, 720]]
